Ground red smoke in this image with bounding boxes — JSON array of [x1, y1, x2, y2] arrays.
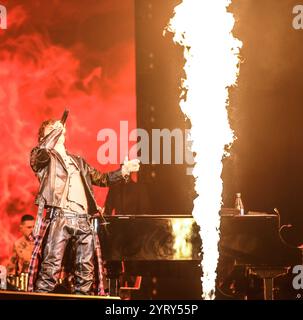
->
[[0, 0, 136, 265]]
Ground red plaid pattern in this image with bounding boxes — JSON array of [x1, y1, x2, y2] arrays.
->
[[27, 216, 105, 295]]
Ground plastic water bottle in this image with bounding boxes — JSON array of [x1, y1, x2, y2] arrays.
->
[[0, 265, 7, 290], [235, 193, 245, 216]]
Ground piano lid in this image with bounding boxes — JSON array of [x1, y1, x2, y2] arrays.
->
[[98, 214, 302, 267], [99, 215, 202, 261]]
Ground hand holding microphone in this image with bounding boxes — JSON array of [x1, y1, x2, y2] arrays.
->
[[50, 108, 69, 133]]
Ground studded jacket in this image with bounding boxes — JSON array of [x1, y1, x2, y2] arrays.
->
[[30, 127, 125, 215]]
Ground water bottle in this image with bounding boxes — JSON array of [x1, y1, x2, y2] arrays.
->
[[0, 265, 7, 290], [235, 193, 245, 216]]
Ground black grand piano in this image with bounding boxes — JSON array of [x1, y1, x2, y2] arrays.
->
[[98, 211, 302, 300]]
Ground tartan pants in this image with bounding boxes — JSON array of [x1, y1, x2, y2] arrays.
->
[[35, 209, 95, 295]]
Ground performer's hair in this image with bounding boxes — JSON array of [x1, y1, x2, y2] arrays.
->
[[21, 214, 34, 223], [38, 119, 56, 142]]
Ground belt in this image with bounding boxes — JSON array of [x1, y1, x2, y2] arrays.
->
[[61, 211, 88, 218], [47, 207, 88, 219]]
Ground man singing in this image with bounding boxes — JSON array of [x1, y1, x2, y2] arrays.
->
[[28, 118, 140, 295]]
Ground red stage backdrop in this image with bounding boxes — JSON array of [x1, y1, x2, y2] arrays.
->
[[0, 0, 136, 265]]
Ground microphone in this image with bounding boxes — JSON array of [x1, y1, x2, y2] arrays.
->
[[60, 109, 69, 125]]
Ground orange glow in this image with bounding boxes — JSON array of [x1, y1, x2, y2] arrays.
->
[[172, 218, 193, 259]]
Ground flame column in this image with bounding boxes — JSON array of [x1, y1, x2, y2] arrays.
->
[[167, 0, 242, 300]]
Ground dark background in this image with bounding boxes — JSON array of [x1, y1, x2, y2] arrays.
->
[[136, 0, 303, 243]]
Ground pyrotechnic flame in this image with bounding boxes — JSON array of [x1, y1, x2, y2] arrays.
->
[[166, 0, 242, 299], [172, 218, 193, 259]]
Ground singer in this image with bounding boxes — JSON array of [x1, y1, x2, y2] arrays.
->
[[27, 116, 140, 295]]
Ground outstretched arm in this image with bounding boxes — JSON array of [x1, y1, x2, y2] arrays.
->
[[87, 163, 124, 187], [87, 158, 140, 187]]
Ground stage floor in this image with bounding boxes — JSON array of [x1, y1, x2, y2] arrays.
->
[[0, 290, 120, 300]]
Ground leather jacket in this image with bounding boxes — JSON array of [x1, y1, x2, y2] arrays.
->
[[30, 127, 125, 215]]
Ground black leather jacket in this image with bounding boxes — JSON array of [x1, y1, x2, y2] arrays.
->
[[30, 127, 125, 215]]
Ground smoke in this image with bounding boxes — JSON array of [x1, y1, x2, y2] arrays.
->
[[0, 0, 136, 264]]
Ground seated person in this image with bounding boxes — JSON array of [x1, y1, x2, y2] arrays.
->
[[7, 214, 35, 276]]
